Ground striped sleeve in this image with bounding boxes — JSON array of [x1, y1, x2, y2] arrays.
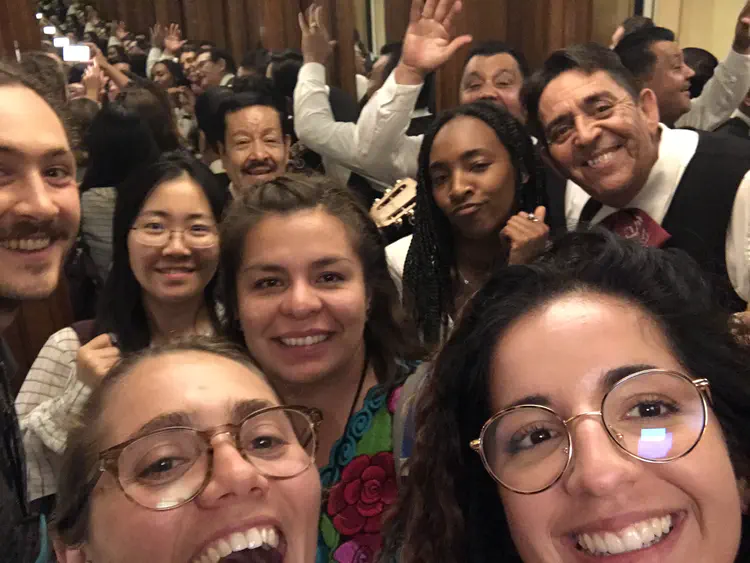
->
[[15, 327, 91, 501]]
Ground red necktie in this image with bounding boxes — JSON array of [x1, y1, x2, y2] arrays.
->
[[600, 209, 671, 248]]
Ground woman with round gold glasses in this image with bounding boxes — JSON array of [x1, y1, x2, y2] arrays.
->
[[385, 231, 750, 563], [53, 338, 322, 563]]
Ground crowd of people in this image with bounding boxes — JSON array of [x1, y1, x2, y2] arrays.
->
[[3, 0, 750, 561]]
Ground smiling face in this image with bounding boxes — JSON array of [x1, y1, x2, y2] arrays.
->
[[0, 85, 80, 302], [221, 106, 290, 194], [127, 173, 219, 306], [197, 52, 225, 90], [643, 41, 695, 127], [539, 70, 661, 208], [69, 350, 321, 563], [488, 291, 742, 563], [429, 115, 517, 241], [236, 208, 368, 388], [459, 54, 525, 121]]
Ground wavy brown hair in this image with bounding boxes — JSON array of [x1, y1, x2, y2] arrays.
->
[[384, 230, 750, 563], [220, 174, 423, 390]]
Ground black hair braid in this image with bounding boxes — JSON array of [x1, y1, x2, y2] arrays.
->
[[403, 101, 546, 348]]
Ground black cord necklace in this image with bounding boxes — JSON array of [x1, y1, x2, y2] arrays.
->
[[322, 349, 370, 496]]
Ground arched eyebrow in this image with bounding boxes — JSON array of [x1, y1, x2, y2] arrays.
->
[[498, 363, 658, 411]]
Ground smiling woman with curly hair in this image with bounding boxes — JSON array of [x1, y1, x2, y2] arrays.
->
[[384, 231, 750, 563]]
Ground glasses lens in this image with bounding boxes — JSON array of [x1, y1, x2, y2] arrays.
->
[[239, 408, 316, 478], [117, 429, 208, 510], [482, 406, 569, 493], [603, 371, 706, 461]]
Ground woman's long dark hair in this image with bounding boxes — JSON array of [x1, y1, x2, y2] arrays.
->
[[94, 152, 229, 353], [402, 101, 546, 348], [80, 85, 180, 192], [220, 174, 423, 391], [386, 230, 750, 563]]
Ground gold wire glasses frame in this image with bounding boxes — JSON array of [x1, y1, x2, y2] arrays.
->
[[129, 224, 219, 248], [97, 405, 322, 511], [469, 369, 712, 495]]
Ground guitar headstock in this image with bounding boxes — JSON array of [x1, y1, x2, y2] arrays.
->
[[370, 178, 417, 229]]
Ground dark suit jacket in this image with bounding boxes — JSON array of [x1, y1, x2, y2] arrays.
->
[[715, 116, 750, 139]]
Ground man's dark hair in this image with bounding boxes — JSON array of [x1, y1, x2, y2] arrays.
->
[[178, 42, 198, 57], [18, 51, 67, 104], [380, 42, 402, 57], [523, 43, 640, 143], [683, 47, 719, 99], [614, 26, 676, 84], [620, 15, 655, 36], [195, 86, 234, 152], [240, 48, 270, 75], [464, 40, 530, 78], [217, 79, 291, 144], [200, 46, 237, 75]]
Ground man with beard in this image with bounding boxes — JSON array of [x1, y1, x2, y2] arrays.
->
[[217, 86, 291, 197], [294, 0, 528, 186], [614, 2, 750, 131], [523, 43, 750, 313], [0, 64, 81, 562]]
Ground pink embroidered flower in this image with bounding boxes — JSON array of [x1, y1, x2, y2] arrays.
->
[[333, 534, 382, 563], [327, 453, 398, 536]]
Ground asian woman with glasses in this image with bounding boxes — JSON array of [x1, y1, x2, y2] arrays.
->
[[52, 338, 321, 563], [385, 230, 750, 563], [16, 151, 229, 504]]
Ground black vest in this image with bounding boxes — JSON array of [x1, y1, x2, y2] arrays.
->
[[571, 132, 750, 312], [660, 132, 750, 312]]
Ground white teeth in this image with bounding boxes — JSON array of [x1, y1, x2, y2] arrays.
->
[[576, 514, 673, 556], [280, 334, 329, 347], [246, 527, 263, 549], [604, 532, 625, 554], [229, 532, 248, 552], [0, 238, 51, 251], [587, 148, 619, 167], [195, 526, 282, 563], [217, 540, 232, 557]]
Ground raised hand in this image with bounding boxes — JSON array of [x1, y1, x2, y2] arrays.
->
[[115, 20, 128, 41], [397, 0, 473, 83], [150, 23, 166, 49], [734, 1, 750, 53], [501, 206, 550, 265], [298, 4, 337, 65], [164, 23, 187, 55], [76, 334, 121, 389], [82, 63, 105, 103]]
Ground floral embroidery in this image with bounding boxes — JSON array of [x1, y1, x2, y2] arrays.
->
[[317, 384, 402, 563]]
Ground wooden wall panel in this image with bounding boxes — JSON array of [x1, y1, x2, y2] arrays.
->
[[154, 0, 184, 28], [384, 0, 410, 43], [0, 0, 41, 58]]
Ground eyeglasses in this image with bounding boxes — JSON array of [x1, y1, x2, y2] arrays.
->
[[98, 406, 320, 511], [470, 369, 712, 494], [130, 223, 219, 248]]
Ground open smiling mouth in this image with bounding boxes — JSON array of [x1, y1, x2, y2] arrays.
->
[[0, 236, 55, 252], [193, 526, 285, 563], [574, 513, 676, 557]]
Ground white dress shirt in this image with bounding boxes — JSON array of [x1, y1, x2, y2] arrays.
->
[[294, 63, 423, 185], [676, 49, 750, 131], [15, 328, 91, 500], [565, 125, 750, 302]]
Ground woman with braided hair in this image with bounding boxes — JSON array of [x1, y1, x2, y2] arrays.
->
[[387, 101, 549, 348]]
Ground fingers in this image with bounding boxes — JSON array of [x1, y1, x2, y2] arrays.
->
[[442, 0, 463, 32], [433, 0, 455, 23], [533, 205, 547, 222], [409, 0, 425, 24], [446, 34, 473, 57], [298, 11, 309, 34], [84, 333, 115, 350], [423, 0, 437, 19]]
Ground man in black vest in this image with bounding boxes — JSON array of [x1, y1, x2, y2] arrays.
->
[[0, 65, 81, 561], [523, 43, 750, 311]]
